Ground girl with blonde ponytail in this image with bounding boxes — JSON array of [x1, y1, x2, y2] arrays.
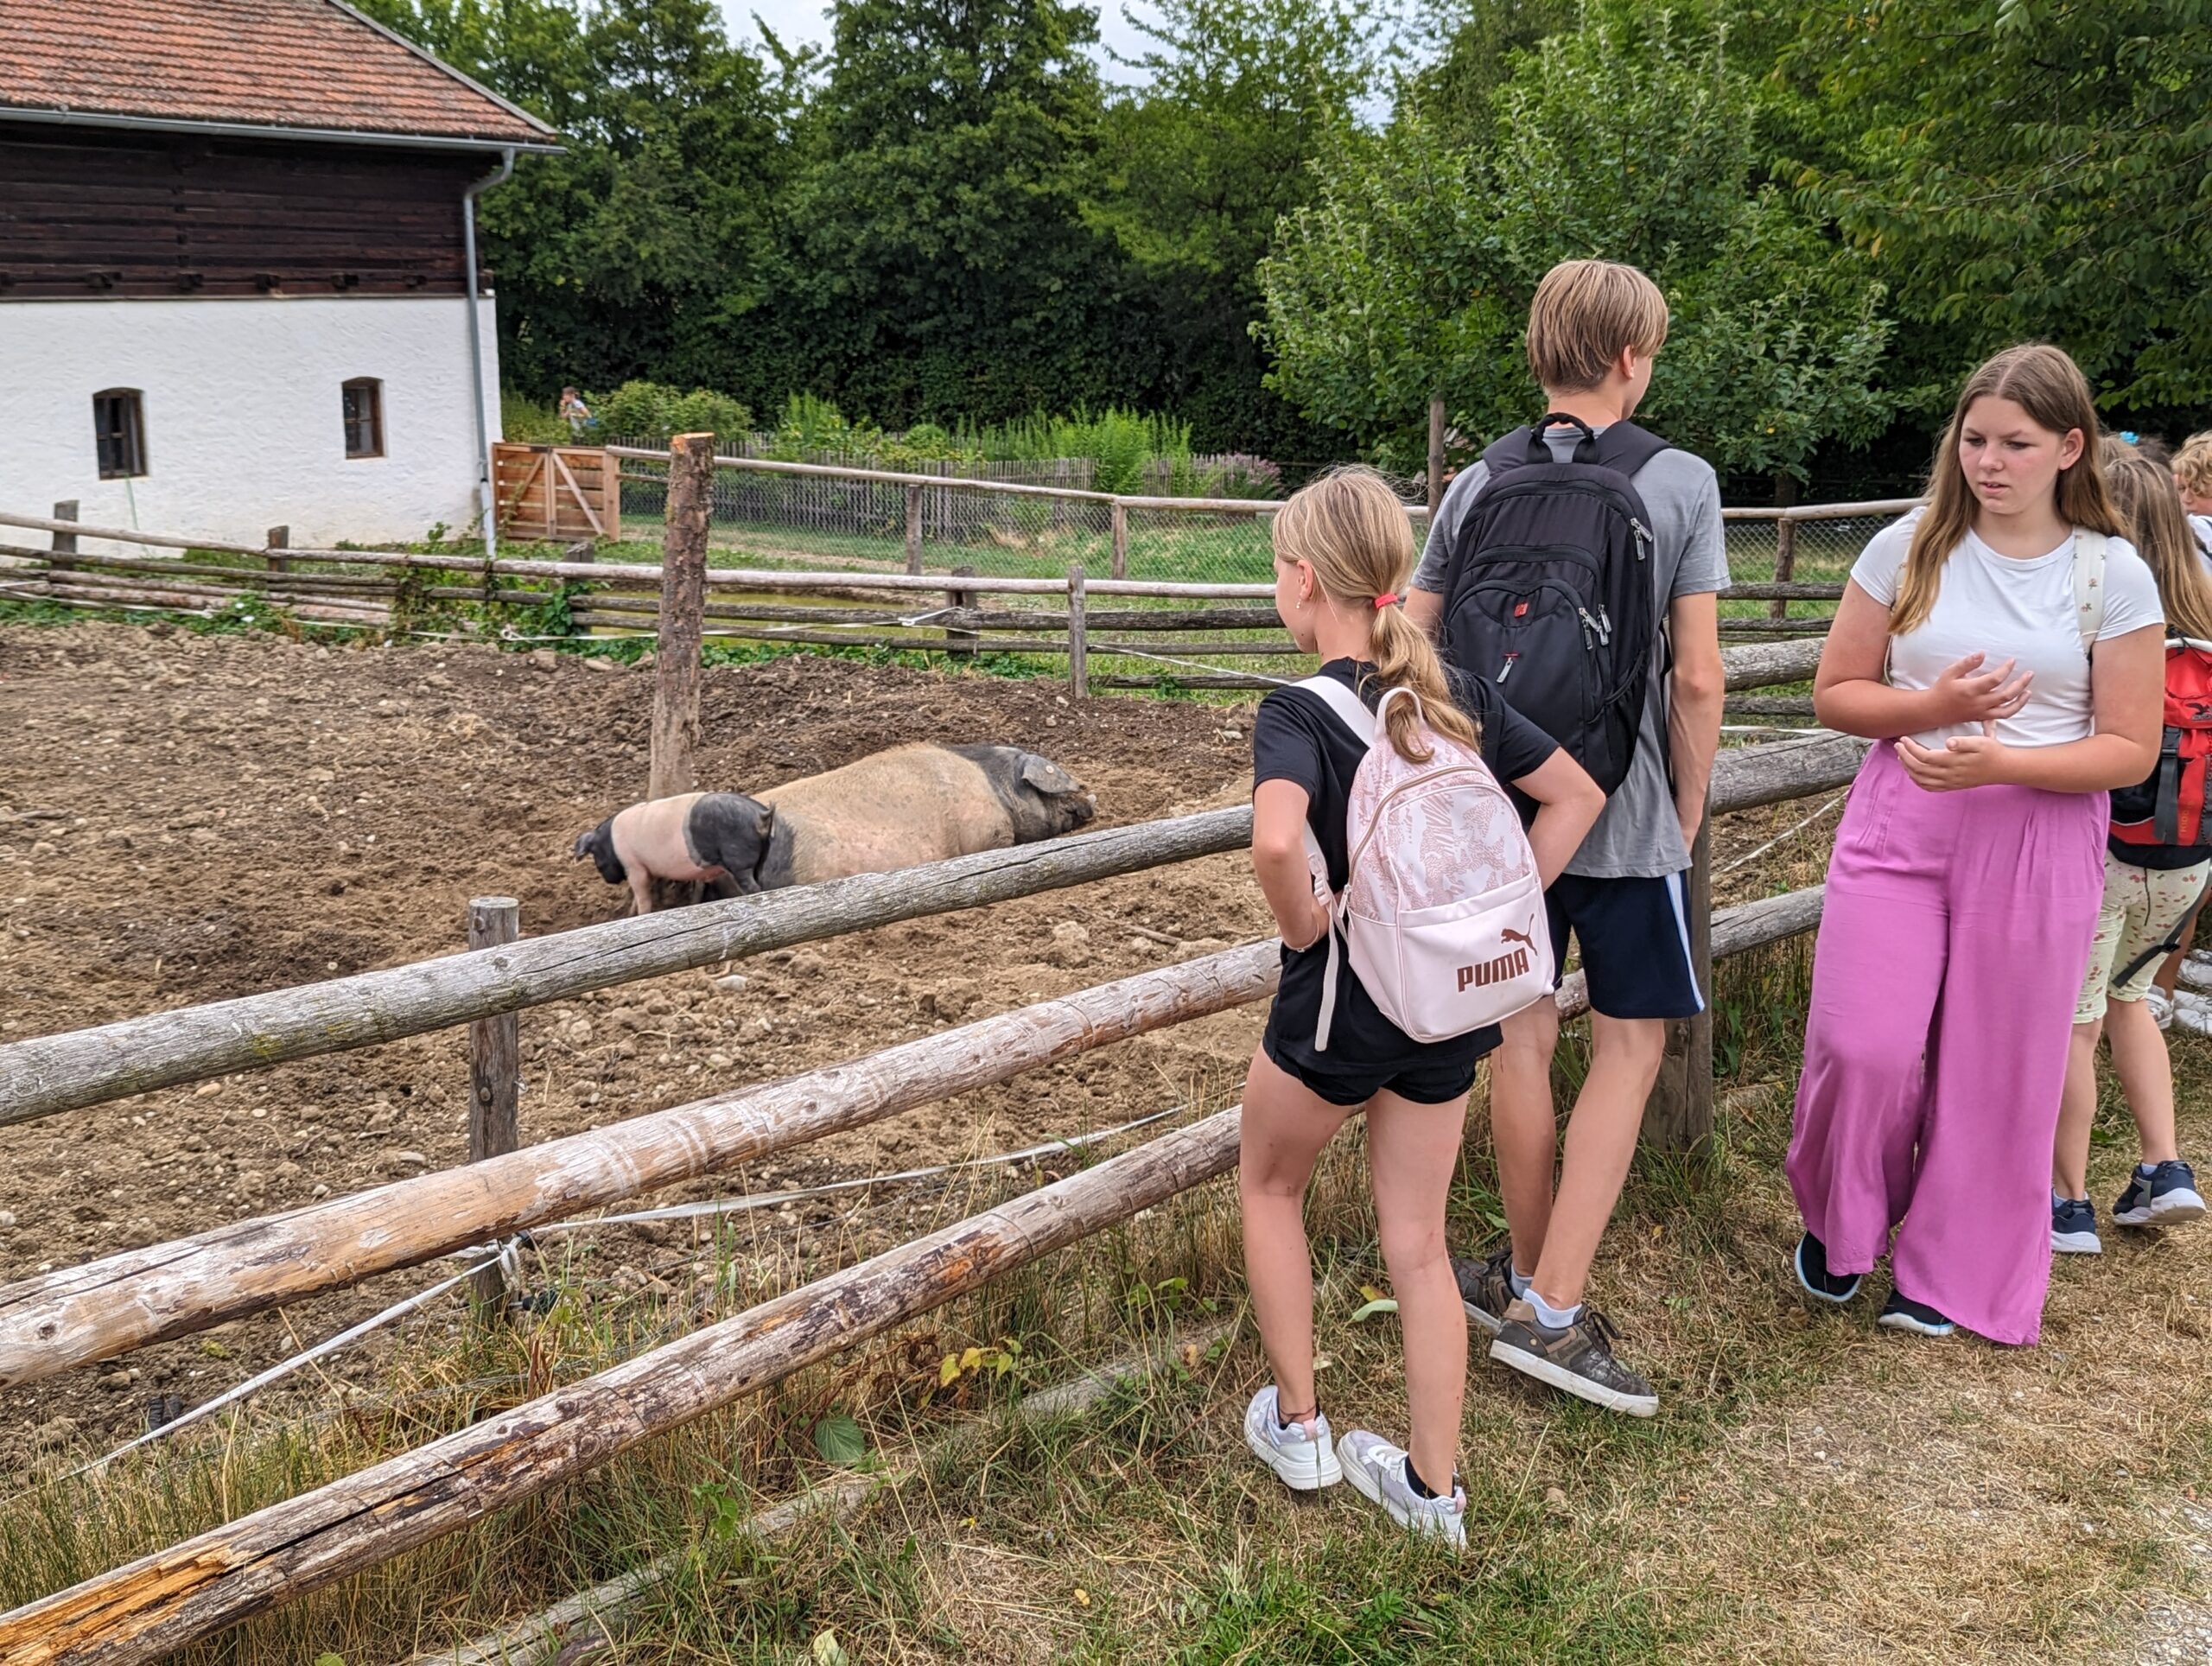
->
[[1237, 466, 1603, 1546]]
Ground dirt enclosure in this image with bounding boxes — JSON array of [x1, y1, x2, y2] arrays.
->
[[0, 625, 1278, 1473]]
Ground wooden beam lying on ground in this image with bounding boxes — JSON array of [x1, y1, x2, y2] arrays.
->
[[0, 1110, 1251, 1665], [1720, 637, 1825, 691], [0, 945, 1281, 1389], [0, 808, 1254, 1128]]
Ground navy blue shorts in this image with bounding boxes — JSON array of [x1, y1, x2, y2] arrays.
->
[[1546, 872, 1705, 1021]]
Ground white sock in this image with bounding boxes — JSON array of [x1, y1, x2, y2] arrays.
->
[[1528, 1289, 1580, 1330], [1509, 1268, 1534, 1300], [2139, 1162, 2161, 1180]]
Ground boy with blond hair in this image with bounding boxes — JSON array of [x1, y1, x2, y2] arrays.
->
[[1408, 258, 1727, 1414]]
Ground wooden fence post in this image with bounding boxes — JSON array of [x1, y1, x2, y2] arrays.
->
[[1643, 816, 1714, 1156], [945, 563, 977, 659], [264, 525, 289, 576], [904, 484, 923, 575], [1067, 563, 1088, 698], [1109, 500, 1128, 580], [51, 502, 76, 556], [466, 897, 521, 1313], [1427, 394, 1446, 514], [651, 432, 713, 803], [1769, 516, 1798, 621]]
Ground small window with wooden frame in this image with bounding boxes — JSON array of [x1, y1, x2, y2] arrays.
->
[[92, 389, 146, 479], [342, 378, 385, 460]]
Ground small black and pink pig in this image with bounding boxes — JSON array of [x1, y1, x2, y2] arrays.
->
[[574, 742, 1096, 913]]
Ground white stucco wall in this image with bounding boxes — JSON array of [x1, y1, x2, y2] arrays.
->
[[0, 296, 500, 551]]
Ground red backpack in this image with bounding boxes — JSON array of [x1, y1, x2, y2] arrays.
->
[[2109, 640, 2212, 848]]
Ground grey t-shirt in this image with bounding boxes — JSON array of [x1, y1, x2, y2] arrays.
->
[[1411, 429, 1729, 879]]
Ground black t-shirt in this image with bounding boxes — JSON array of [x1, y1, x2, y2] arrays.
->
[[1252, 658, 1560, 1071]]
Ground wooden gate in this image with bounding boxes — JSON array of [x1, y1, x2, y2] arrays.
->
[[493, 442, 620, 543]]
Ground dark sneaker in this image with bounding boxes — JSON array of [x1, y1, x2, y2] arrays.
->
[[1489, 1300, 1657, 1417], [2113, 1160, 2206, 1228], [1794, 1230, 1864, 1302], [1878, 1289, 1955, 1337], [1452, 1244, 1520, 1336], [2051, 1196, 2101, 1255]]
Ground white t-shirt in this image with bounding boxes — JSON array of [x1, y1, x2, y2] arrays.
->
[[1851, 513, 2161, 749]]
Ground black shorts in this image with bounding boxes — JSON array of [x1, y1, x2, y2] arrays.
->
[[1545, 871, 1705, 1021], [1261, 1023, 1484, 1109]]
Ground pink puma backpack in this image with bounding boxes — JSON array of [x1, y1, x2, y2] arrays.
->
[[1296, 676, 1554, 1050]]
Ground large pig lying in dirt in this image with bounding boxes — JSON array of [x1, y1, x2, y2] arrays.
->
[[574, 742, 1096, 913]]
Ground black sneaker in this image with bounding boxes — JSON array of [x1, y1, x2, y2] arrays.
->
[[1878, 1289, 1955, 1338], [2113, 1160, 2206, 1228], [1794, 1230, 1863, 1303], [2051, 1195, 2101, 1255], [1452, 1244, 1520, 1336], [1489, 1300, 1658, 1417]]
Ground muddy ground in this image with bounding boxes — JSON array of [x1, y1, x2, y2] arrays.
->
[[0, 626, 1281, 1476]]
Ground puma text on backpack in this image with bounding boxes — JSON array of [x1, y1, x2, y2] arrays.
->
[[1294, 675, 1554, 1050], [2109, 637, 2212, 850], [1437, 414, 1669, 794]]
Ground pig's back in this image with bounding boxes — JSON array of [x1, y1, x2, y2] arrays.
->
[[758, 745, 1008, 883]]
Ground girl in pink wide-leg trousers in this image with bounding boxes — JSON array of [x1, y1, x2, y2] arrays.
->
[[1786, 743, 2104, 1344], [1785, 344, 2167, 1345]]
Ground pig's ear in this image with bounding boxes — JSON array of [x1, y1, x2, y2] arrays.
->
[[754, 804, 776, 840], [1020, 755, 1077, 795]]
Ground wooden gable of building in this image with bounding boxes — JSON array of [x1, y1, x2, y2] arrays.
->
[[0, 126, 486, 300]]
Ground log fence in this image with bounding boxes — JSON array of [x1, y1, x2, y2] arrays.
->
[[0, 470, 1885, 1658]]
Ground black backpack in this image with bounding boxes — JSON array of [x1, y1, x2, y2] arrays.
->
[[1437, 414, 1669, 794]]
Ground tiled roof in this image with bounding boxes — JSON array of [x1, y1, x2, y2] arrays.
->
[[0, 0, 554, 146]]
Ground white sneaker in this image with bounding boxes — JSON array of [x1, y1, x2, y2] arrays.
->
[[2147, 986, 2177, 1029], [2170, 989, 2212, 1035], [1243, 1385, 1342, 1491], [1337, 1428, 1467, 1550]]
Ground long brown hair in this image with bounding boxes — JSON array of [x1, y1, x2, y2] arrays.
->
[[2102, 436, 2212, 642], [1272, 467, 1479, 763], [1891, 344, 2125, 636]]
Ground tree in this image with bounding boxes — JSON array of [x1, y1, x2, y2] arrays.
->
[[356, 0, 798, 400], [1778, 0, 2212, 418], [1259, 2, 1895, 479], [772, 0, 1131, 423], [1088, 0, 1379, 452]]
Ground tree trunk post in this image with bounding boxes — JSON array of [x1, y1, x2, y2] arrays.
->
[[264, 526, 289, 576], [51, 502, 77, 556], [1643, 816, 1714, 1156], [465, 897, 521, 1314], [650, 432, 713, 802], [944, 563, 977, 660], [904, 483, 923, 575], [1427, 393, 1446, 514], [1767, 518, 1799, 621], [1067, 563, 1088, 698], [1109, 500, 1128, 581]]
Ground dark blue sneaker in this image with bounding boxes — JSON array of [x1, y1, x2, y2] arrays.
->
[[1794, 1231, 1862, 1303], [2113, 1160, 2205, 1228], [1878, 1289, 1955, 1337], [2051, 1196, 2101, 1256]]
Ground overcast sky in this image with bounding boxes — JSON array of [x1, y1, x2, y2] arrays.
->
[[719, 0, 1172, 84]]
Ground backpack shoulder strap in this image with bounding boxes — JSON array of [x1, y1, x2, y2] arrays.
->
[[2074, 529, 2109, 658], [1293, 674, 1376, 744], [1591, 419, 1670, 477], [1479, 426, 1537, 479]]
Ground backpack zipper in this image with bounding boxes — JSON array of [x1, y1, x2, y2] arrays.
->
[[1630, 518, 1653, 559], [1578, 607, 1609, 645], [1497, 651, 1519, 684]]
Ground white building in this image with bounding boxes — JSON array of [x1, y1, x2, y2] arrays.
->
[[0, 0, 557, 551]]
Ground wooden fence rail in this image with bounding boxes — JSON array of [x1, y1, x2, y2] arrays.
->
[[0, 946, 1281, 1389], [0, 731, 1860, 1132], [0, 1110, 1251, 1665]]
